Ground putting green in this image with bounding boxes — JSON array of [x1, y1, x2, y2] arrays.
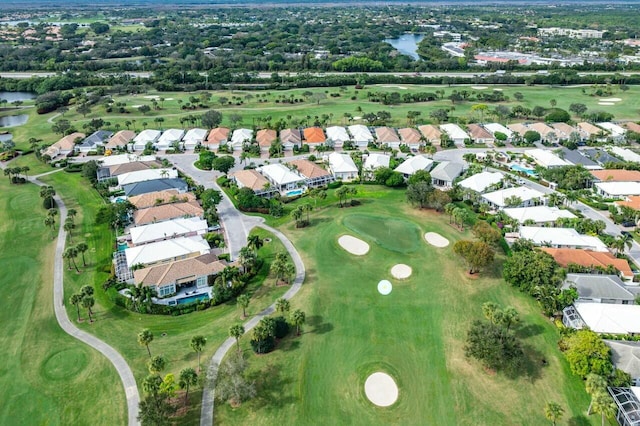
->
[[343, 214, 421, 253]]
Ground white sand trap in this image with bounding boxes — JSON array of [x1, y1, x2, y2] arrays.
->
[[377, 280, 392, 295], [365, 372, 398, 407], [353, 116, 362, 120], [600, 98, 622, 102], [390, 264, 412, 279], [493, 88, 503, 91], [131, 104, 143, 108], [381, 85, 408, 90], [164, 97, 174, 100], [598, 102, 615, 106], [472, 86, 488, 90], [424, 232, 449, 248], [338, 235, 370, 255], [143, 95, 160, 99]]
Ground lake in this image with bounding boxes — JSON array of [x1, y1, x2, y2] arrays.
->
[[384, 34, 425, 60], [0, 133, 12, 143], [0, 115, 29, 128], [0, 92, 36, 103]]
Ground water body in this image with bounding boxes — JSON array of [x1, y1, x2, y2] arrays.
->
[[0, 133, 12, 142], [0, 92, 36, 103], [0, 115, 29, 128], [384, 34, 425, 60]]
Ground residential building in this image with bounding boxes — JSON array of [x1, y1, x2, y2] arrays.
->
[[348, 124, 374, 148], [231, 169, 277, 197], [559, 148, 601, 170], [418, 124, 442, 145], [363, 153, 390, 172], [583, 148, 622, 165], [562, 274, 636, 304], [528, 122, 557, 142], [466, 124, 495, 144], [204, 127, 230, 150], [591, 169, 640, 183], [578, 122, 607, 140], [562, 302, 640, 334], [375, 127, 401, 149], [608, 387, 640, 426], [134, 253, 227, 298], [482, 186, 546, 209], [122, 178, 188, 197], [440, 123, 470, 145], [611, 147, 640, 163], [98, 160, 163, 182], [616, 195, 640, 212], [156, 129, 185, 151], [517, 226, 608, 252], [394, 155, 434, 179], [538, 27, 606, 39], [598, 122, 627, 142], [524, 149, 569, 168], [595, 182, 640, 198], [325, 126, 350, 148], [606, 342, 640, 385], [42, 132, 85, 159], [117, 168, 178, 187], [398, 127, 422, 150], [257, 163, 306, 194], [289, 159, 335, 188], [105, 130, 136, 150], [551, 123, 578, 140], [182, 128, 207, 150], [256, 129, 277, 152], [129, 217, 208, 246], [484, 123, 513, 140], [625, 122, 640, 134], [503, 205, 576, 224], [100, 154, 157, 168], [124, 236, 210, 268], [75, 130, 113, 153], [328, 152, 358, 181], [541, 247, 634, 281], [507, 123, 530, 137], [458, 171, 503, 193], [128, 190, 196, 210], [303, 127, 326, 147], [230, 128, 253, 150], [132, 129, 161, 151], [430, 161, 464, 189], [279, 129, 302, 150], [133, 201, 204, 226]]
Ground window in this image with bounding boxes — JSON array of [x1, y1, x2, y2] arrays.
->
[[196, 276, 207, 288]]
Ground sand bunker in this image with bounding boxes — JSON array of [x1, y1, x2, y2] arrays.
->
[[599, 98, 622, 102], [164, 97, 174, 101], [143, 95, 160, 99], [424, 232, 449, 248], [377, 280, 392, 295], [381, 85, 408, 90], [390, 264, 412, 279], [493, 88, 503, 91], [131, 104, 143, 108], [364, 372, 399, 407], [471, 86, 488, 90], [598, 102, 615, 106], [338, 235, 370, 256]]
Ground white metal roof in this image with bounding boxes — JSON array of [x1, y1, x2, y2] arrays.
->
[[363, 153, 390, 170], [133, 129, 161, 144], [611, 147, 640, 163], [117, 168, 178, 186], [157, 129, 186, 144], [326, 126, 350, 142], [258, 163, 305, 186], [484, 123, 513, 138], [482, 186, 545, 207], [182, 128, 207, 143], [525, 149, 570, 168], [518, 226, 608, 252], [503, 205, 576, 223], [125, 236, 210, 267], [394, 155, 434, 176], [597, 122, 627, 137], [328, 152, 358, 174], [458, 171, 503, 193], [574, 302, 640, 334], [231, 128, 253, 145], [595, 181, 640, 196], [129, 217, 208, 245], [100, 154, 157, 167], [440, 123, 470, 140], [347, 124, 374, 142]]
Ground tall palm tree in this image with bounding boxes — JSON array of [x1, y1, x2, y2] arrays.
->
[[70, 293, 83, 322], [590, 391, 616, 426], [63, 247, 80, 272], [82, 296, 95, 322], [290, 309, 306, 336], [64, 218, 75, 243], [275, 298, 290, 315], [75, 242, 88, 267], [138, 329, 154, 357], [147, 355, 166, 375], [39, 186, 56, 209], [190, 335, 207, 372], [229, 324, 245, 355], [291, 205, 303, 227], [586, 374, 607, 415], [247, 234, 264, 253], [302, 203, 313, 224], [179, 368, 198, 406], [544, 402, 564, 426], [237, 294, 250, 318], [67, 208, 77, 220]]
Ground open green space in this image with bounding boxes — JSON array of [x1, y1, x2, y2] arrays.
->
[[342, 213, 422, 253], [215, 187, 595, 426], [0, 177, 126, 425]]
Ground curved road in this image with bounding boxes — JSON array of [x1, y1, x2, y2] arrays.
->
[[31, 174, 140, 426]]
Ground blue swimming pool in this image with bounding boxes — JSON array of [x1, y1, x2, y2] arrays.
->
[[176, 293, 210, 305], [117, 242, 128, 252], [286, 189, 304, 197], [510, 164, 536, 176]]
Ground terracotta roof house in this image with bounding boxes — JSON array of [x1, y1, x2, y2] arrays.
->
[[279, 129, 301, 150], [43, 132, 85, 159], [528, 122, 557, 142], [289, 159, 334, 188], [204, 127, 230, 149], [590, 170, 640, 183], [543, 247, 633, 280], [398, 127, 422, 149], [578, 122, 607, 140], [133, 201, 204, 225], [128, 190, 196, 210], [507, 123, 529, 136], [551, 123, 579, 140], [134, 253, 227, 298], [375, 127, 401, 148], [624, 122, 640, 133], [256, 129, 277, 151], [467, 124, 495, 144], [303, 127, 326, 146], [231, 169, 277, 197], [105, 130, 136, 150], [616, 195, 640, 211], [418, 124, 442, 145]]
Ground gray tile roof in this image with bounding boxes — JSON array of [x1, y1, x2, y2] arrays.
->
[[563, 273, 635, 301], [123, 178, 188, 197], [78, 130, 114, 148], [560, 148, 600, 168], [582, 148, 621, 165], [430, 161, 464, 182]]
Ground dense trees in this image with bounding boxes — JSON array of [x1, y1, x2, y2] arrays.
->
[[560, 329, 613, 379], [465, 320, 524, 376], [453, 240, 495, 274], [503, 249, 563, 294]]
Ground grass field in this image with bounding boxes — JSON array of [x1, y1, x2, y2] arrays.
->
[[0, 177, 126, 425], [215, 187, 597, 426]]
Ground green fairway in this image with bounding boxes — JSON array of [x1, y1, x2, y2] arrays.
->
[[342, 213, 422, 253], [215, 187, 595, 426], [0, 178, 126, 425]]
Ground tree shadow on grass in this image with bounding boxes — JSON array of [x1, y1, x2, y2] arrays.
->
[[516, 344, 545, 383], [248, 363, 296, 409], [516, 323, 545, 340], [306, 315, 333, 335], [568, 415, 591, 426]]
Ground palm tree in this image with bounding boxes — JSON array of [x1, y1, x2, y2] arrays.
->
[[67, 208, 77, 220], [291, 205, 303, 227], [229, 324, 245, 355], [44, 216, 55, 231], [302, 203, 313, 224], [82, 296, 95, 322], [335, 186, 349, 208], [283, 262, 296, 285], [70, 293, 83, 322], [147, 355, 167, 374], [138, 329, 154, 357], [64, 219, 75, 243], [290, 309, 306, 336], [237, 246, 257, 274], [237, 294, 250, 318], [63, 247, 80, 272], [544, 402, 564, 426], [247, 234, 264, 253], [591, 391, 616, 426], [190, 335, 207, 372], [586, 374, 607, 415], [275, 298, 290, 315], [179, 368, 198, 406], [39, 186, 56, 209], [75, 242, 88, 266]]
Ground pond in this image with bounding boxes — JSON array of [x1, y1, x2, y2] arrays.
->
[[0, 114, 29, 128], [0, 133, 12, 143], [384, 33, 425, 60], [0, 92, 36, 103]]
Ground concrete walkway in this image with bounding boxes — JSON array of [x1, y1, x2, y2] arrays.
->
[[31, 177, 140, 426]]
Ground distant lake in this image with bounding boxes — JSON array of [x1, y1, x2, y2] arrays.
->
[[384, 34, 425, 60], [0, 92, 36, 103], [0, 133, 12, 142], [0, 115, 29, 128]]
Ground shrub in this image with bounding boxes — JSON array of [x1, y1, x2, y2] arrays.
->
[[250, 336, 276, 354], [273, 316, 290, 339]]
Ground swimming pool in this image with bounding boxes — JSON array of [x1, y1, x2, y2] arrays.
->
[[286, 189, 304, 197], [510, 164, 536, 176], [176, 293, 210, 305], [117, 242, 128, 252]]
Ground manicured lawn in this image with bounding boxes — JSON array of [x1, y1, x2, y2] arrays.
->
[[215, 187, 596, 425], [0, 178, 126, 425], [39, 172, 291, 421]]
